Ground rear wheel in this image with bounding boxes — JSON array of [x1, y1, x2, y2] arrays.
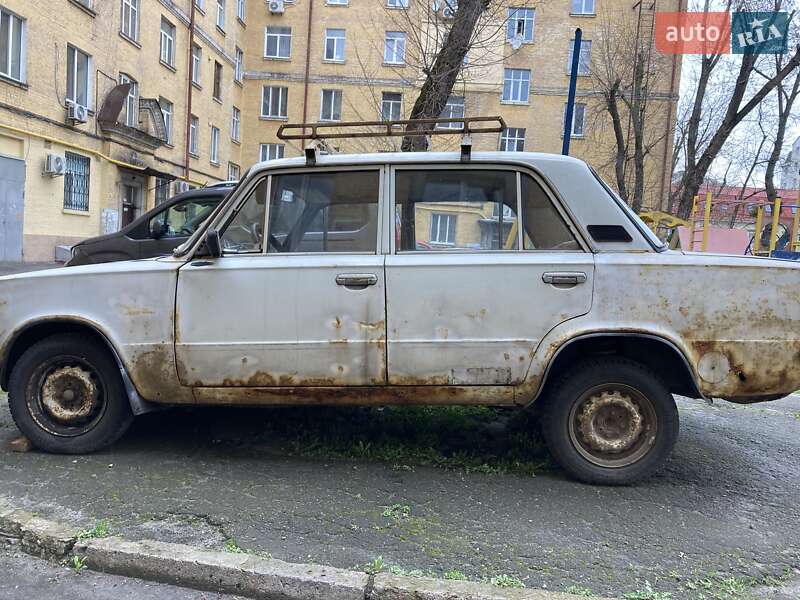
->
[[8, 334, 134, 453], [541, 358, 678, 485]]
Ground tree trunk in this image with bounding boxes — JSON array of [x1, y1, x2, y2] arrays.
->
[[401, 0, 488, 151], [765, 72, 800, 203], [605, 80, 629, 203]]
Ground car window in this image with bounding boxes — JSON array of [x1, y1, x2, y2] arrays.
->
[[266, 171, 379, 254], [151, 198, 217, 239], [221, 179, 268, 253], [395, 170, 518, 251], [520, 174, 580, 250]]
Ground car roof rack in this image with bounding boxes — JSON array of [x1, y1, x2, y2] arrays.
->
[[276, 116, 506, 166]]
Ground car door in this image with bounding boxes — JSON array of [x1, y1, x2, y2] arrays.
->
[[385, 165, 594, 386], [174, 167, 387, 389]]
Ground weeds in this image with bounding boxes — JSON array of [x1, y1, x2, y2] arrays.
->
[[75, 519, 111, 540], [68, 555, 87, 573], [485, 574, 525, 588], [382, 504, 411, 520], [223, 538, 245, 554], [444, 569, 468, 581], [566, 585, 594, 597], [623, 582, 672, 600], [364, 556, 384, 575]]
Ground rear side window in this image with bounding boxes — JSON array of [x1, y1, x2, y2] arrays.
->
[[521, 174, 580, 250], [267, 170, 380, 253], [395, 170, 519, 251]]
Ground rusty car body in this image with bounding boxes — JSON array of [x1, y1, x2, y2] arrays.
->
[[1, 152, 798, 484]]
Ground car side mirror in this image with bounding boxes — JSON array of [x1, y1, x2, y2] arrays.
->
[[150, 220, 167, 239], [204, 228, 222, 258]]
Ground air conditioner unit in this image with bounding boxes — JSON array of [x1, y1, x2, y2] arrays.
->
[[67, 102, 89, 124], [268, 0, 285, 14], [175, 181, 191, 194], [44, 154, 66, 177]]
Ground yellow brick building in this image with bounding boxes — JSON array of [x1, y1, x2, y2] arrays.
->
[[0, 0, 680, 262]]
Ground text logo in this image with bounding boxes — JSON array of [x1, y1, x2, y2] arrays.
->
[[655, 11, 789, 54], [731, 12, 789, 54]]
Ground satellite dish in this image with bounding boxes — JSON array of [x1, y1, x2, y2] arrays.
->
[[510, 35, 524, 50]]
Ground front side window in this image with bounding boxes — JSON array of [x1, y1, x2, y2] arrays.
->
[[266, 26, 291, 58], [502, 68, 530, 103], [267, 171, 380, 253], [210, 126, 220, 164], [564, 103, 586, 137], [506, 7, 534, 42], [152, 198, 217, 239], [567, 39, 591, 75], [381, 92, 402, 121], [571, 0, 594, 15], [262, 86, 288, 118], [221, 180, 267, 254], [261, 143, 284, 161], [160, 18, 175, 67], [0, 7, 25, 82], [384, 31, 406, 64], [160, 97, 173, 145], [438, 96, 464, 129], [119, 73, 138, 127], [67, 45, 91, 107], [120, 0, 139, 41], [499, 127, 525, 151], [324, 28, 345, 61], [64, 152, 90, 211], [521, 174, 578, 250], [320, 89, 342, 121], [395, 170, 518, 251]]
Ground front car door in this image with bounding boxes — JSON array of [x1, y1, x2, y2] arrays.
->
[[385, 165, 594, 387], [174, 167, 387, 390]]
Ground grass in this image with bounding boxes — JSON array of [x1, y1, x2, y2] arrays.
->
[[682, 570, 795, 600], [382, 504, 411, 520], [566, 585, 595, 597], [443, 569, 468, 581], [223, 538, 246, 554], [68, 555, 87, 573], [623, 582, 672, 600], [256, 406, 551, 476], [75, 519, 111, 540], [484, 573, 526, 588]]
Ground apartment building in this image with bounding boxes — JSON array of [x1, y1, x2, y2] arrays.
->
[[0, 0, 680, 262]]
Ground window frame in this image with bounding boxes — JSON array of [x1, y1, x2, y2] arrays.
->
[[159, 96, 173, 145], [381, 92, 402, 121], [120, 0, 140, 42], [389, 164, 588, 255], [260, 143, 285, 161], [383, 31, 406, 65], [563, 102, 587, 138], [506, 7, 534, 43], [502, 68, 530, 104], [159, 17, 176, 67], [320, 89, 342, 122], [213, 61, 222, 100], [0, 7, 25, 83], [234, 46, 244, 82], [210, 125, 220, 165], [119, 73, 138, 127], [231, 105, 241, 142], [66, 44, 92, 109], [191, 43, 202, 85], [323, 28, 345, 62], [236, 0, 245, 22], [265, 26, 291, 59], [63, 151, 91, 212], [567, 39, 591, 76], [189, 114, 200, 156], [216, 0, 226, 30], [571, 0, 595, 16], [499, 127, 525, 151], [261, 85, 288, 119], [437, 96, 464, 129]]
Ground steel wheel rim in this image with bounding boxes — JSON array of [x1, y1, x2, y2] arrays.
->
[[567, 383, 657, 469], [26, 355, 108, 437]]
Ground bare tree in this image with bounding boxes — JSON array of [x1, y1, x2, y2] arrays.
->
[[670, 0, 800, 218], [764, 40, 800, 202]]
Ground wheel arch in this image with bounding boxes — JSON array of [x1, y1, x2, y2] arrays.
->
[[0, 317, 157, 416], [529, 332, 703, 406]]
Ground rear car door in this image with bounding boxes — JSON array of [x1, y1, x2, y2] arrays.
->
[[175, 167, 387, 388], [385, 165, 594, 386]]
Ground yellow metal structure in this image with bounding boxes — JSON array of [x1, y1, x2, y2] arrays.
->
[[701, 192, 712, 252]]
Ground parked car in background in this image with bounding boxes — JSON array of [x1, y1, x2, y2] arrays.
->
[[66, 184, 236, 266]]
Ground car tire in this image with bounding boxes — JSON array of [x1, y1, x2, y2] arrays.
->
[[541, 358, 679, 485], [8, 334, 134, 454]]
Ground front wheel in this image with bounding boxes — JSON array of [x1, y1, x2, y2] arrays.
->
[[541, 358, 679, 485], [8, 334, 134, 453]]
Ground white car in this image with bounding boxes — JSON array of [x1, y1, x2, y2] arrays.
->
[[1, 152, 798, 484]]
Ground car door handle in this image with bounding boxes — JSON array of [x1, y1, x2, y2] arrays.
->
[[335, 273, 378, 288], [542, 271, 587, 285]]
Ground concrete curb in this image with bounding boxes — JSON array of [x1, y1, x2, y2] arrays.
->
[[0, 499, 607, 599]]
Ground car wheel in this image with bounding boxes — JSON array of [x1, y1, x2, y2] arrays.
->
[[8, 334, 134, 453], [541, 358, 679, 485]]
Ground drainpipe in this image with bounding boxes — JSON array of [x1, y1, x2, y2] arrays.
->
[[302, 0, 314, 129], [184, 1, 197, 181]]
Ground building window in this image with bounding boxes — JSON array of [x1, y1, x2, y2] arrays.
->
[[567, 39, 591, 75], [195, 0, 205, 11], [66, 45, 91, 108], [502, 68, 530, 103], [155, 177, 171, 205], [564, 103, 586, 137], [324, 29, 345, 62], [228, 162, 240, 180], [387, 0, 409, 7], [320, 89, 342, 121], [231, 106, 241, 142], [265, 26, 291, 59], [261, 143, 284, 161], [191, 44, 202, 85], [64, 152, 90, 211], [160, 18, 176, 67], [384, 31, 406, 64], [262, 86, 288, 118], [216, 0, 226, 30], [0, 8, 24, 83], [438, 96, 464, 129], [506, 8, 534, 42], [327, 0, 348, 5], [120, 0, 139, 42], [119, 73, 138, 127], [189, 114, 199, 155], [210, 126, 220, 164], [571, 0, 594, 15], [499, 127, 525, 151], [236, 0, 245, 21], [430, 213, 456, 245], [160, 97, 173, 145], [213, 61, 222, 100], [381, 92, 402, 121], [235, 46, 243, 82]]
